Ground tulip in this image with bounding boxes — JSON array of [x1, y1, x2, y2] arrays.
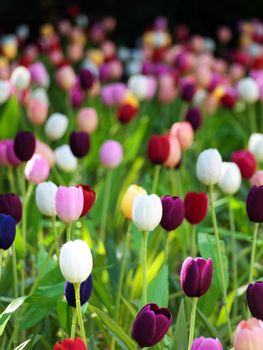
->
[[24, 154, 50, 184], [251, 171, 263, 187], [55, 145, 78, 172], [69, 82, 85, 109], [180, 81, 196, 102], [246, 186, 263, 223], [147, 135, 170, 164], [56, 65, 76, 91], [185, 107, 202, 130], [35, 181, 58, 217], [35, 140, 55, 167], [0, 214, 16, 250], [77, 107, 98, 134], [234, 318, 263, 350], [121, 185, 147, 220], [10, 66, 31, 91], [191, 337, 223, 350], [184, 192, 208, 225], [76, 185, 96, 217], [14, 131, 36, 161], [128, 75, 149, 100], [247, 282, 263, 320], [6, 141, 21, 166], [69, 131, 90, 158], [65, 274, 92, 307], [117, 103, 138, 124], [44, 113, 69, 141], [54, 338, 87, 350], [59, 240, 92, 284], [55, 186, 83, 224], [196, 149, 222, 186], [218, 162, 242, 195], [131, 303, 172, 348], [29, 62, 49, 87], [164, 136, 182, 168], [238, 77, 260, 103], [0, 140, 11, 166], [0, 80, 11, 105], [27, 98, 48, 126], [231, 150, 256, 179], [248, 133, 263, 162], [99, 140, 123, 168], [160, 195, 185, 231], [0, 193, 22, 223], [79, 68, 94, 90], [170, 122, 194, 151]]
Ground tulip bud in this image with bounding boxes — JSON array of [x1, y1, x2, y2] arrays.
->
[[164, 136, 182, 168], [160, 195, 185, 231], [117, 103, 138, 124], [234, 318, 263, 350], [170, 122, 194, 151], [180, 257, 213, 297], [44, 113, 69, 141], [27, 98, 48, 126], [248, 133, 263, 162], [238, 77, 260, 103], [55, 186, 83, 224], [24, 154, 50, 184], [54, 338, 87, 350], [185, 107, 202, 130], [10, 66, 31, 91], [55, 145, 78, 172], [191, 337, 223, 350], [231, 150, 256, 179], [14, 131, 36, 162], [180, 81, 196, 102], [246, 185, 263, 222], [132, 194, 162, 231], [184, 192, 208, 225], [196, 149, 222, 186], [247, 282, 263, 320], [77, 107, 98, 134], [251, 171, 263, 187], [147, 135, 170, 164], [0, 214, 16, 250], [6, 140, 21, 166], [69, 131, 90, 158], [35, 140, 55, 167], [69, 82, 85, 109], [0, 80, 11, 105], [131, 303, 172, 348], [0, 140, 11, 166], [79, 68, 94, 90], [35, 181, 58, 217], [29, 62, 50, 87], [128, 75, 149, 100], [59, 240, 93, 283], [76, 184, 96, 217], [65, 274, 92, 307], [121, 185, 147, 220], [56, 65, 76, 91], [218, 162, 242, 194], [99, 140, 123, 168]]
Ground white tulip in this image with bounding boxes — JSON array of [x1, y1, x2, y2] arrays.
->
[[132, 194, 162, 231], [218, 162, 241, 194], [237, 77, 259, 103], [35, 181, 58, 216], [0, 80, 11, 105], [55, 145, 77, 172], [59, 240, 93, 284], [248, 133, 263, 162], [44, 113, 68, 140], [196, 149, 222, 186], [10, 66, 31, 91], [31, 88, 49, 105], [128, 75, 148, 100]]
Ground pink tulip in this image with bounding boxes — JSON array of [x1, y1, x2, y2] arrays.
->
[[100, 83, 127, 106], [100, 140, 123, 168], [251, 171, 263, 187], [27, 99, 48, 126], [0, 140, 11, 166], [77, 108, 98, 134], [24, 154, 50, 184], [170, 122, 194, 151], [6, 140, 21, 166], [35, 140, 56, 167], [164, 136, 182, 168], [234, 318, 263, 350], [55, 186, 84, 223], [29, 62, 49, 87], [56, 65, 76, 91]]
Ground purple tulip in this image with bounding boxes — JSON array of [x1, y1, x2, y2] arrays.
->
[[185, 107, 202, 130], [69, 131, 90, 158], [65, 274, 93, 307], [0, 214, 16, 250], [180, 81, 196, 102], [180, 257, 213, 297], [14, 131, 36, 161], [99, 140, 123, 168], [246, 185, 263, 222], [160, 195, 185, 231], [79, 68, 94, 90], [0, 193, 22, 223], [191, 337, 223, 350], [247, 282, 263, 320], [131, 303, 172, 348], [69, 81, 85, 108]]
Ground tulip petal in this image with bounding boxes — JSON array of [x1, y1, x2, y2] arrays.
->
[[131, 306, 156, 347]]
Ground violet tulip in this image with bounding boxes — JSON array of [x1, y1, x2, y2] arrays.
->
[[55, 186, 84, 224], [160, 195, 185, 231]]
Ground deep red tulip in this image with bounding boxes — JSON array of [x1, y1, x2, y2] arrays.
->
[[147, 135, 170, 164], [117, 104, 138, 124], [54, 337, 87, 350], [14, 131, 36, 161], [69, 131, 90, 158], [0, 193, 22, 223], [184, 192, 208, 225], [246, 185, 263, 222], [77, 184, 96, 217], [231, 150, 256, 179]]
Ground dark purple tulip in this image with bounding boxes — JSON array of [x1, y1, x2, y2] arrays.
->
[[185, 107, 202, 130], [69, 83, 85, 109], [14, 131, 36, 161], [69, 131, 90, 158], [180, 257, 213, 297], [65, 274, 93, 307], [160, 195, 185, 231], [0, 193, 22, 223], [246, 282, 263, 320], [79, 68, 94, 90], [180, 81, 196, 102], [131, 303, 172, 348], [0, 214, 16, 250], [246, 185, 263, 222]]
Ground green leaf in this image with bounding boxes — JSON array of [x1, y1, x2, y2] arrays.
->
[[148, 264, 169, 307], [14, 340, 31, 350], [173, 299, 188, 349], [0, 96, 20, 139], [0, 297, 26, 336], [57, 300, 72, 336], [196, 308, 220, 338]]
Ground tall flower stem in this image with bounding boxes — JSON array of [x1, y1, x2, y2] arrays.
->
[[7, 167, 16, 193], [249, 223, 260, 283], [187, 297, 198, 350], [12, 246, 18, 298], [152, 165, 161, 193], [248, 103, 257, 133], [74, 283, 87, 343], [142, 231, 149, 305], [99, 170, 113, 242], [0, 249, 2, 280], [66, 223, 73, 241], [18, 165, 26, 296], [70, 308, 77, 339], [191, 225, 197, 257], [209, 185, 232, 342], [52, 216, 59, 258]]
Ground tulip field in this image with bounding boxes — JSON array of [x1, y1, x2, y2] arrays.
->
[[2, 13, 263, 350]]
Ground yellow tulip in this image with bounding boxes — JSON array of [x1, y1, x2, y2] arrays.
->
[[121, 185, 147, 220]]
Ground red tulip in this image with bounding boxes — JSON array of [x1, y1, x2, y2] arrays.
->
[[54, 338, 87, 350], [77, 184, 96, 217], [147, 135, 170, 164], [184, 192, 208, 225], [231, 150, 256, 179]]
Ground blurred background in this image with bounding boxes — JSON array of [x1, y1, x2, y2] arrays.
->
[[1, 0, 263, 44]]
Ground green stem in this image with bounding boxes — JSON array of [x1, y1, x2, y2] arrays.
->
[[191, 225, 197, 257], [74, 283, 87, 343], [164, 232, 170, 263], [67, 223, 73, 241], [99, 170, 113, 242], [209, 185, 232, 342], [70, 308, 77, 339], [249, 223, 260, 283], [152, 165, 161, 193], [0, 249, 2, 280], [248, 103, 257, 133], [142, 231, 149, 306], [12, 246, 18, 298], [52, 216, 59, 258], [7, 167, 16, 193], [187, 297, 198, 350]]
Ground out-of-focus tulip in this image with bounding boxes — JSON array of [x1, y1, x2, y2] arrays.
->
[[147, 135, 170, 164], [231, 150, 256, 179], [237, 77, 260, 103], [0, 80, 11, 104], [0, 140, 11, 166], [69, 131, 90, 158], [44, 113, 69, 141], [56, 186, 83, 224], [77, 108, 98, 134], [99, 140, 123, 168], [79, 68, 94, 90], [160, 195, 185, 231], [35, 140, 55, 167], [180, 257, 213, 297], [35, 181, 58, 217], [185, 107, 202, 130], [24, 154, 50, 184], [56, 65, 76, 91], [69, 81, 85, 109], [55, 145, 77, 172], [76, 185, 96, 217], [217, 26, 232, 43], [196, 149, 222, 185], [131, 303, 172, 348], [14, 131, 36, 161], [170, 122, 194, 151], [184, 192, 208, 225], [164, 136, 182, 168], [180, 81, 196, 102], [248, 133, 263, 162], [132, 194, 162, 232], [59, 240, 92, 283], [0, 194, 22, 223], [191, 337, 223, 350], [29, 62, 49, 87], [6, 141, 21, 166], [251, 171, 263, 187], [100, 83, 127, 106], [247, 282, 263, 320], [121, 185, 147, 220], [54, 338, 87, 350], [27, 98, 48, 126], [234, 318, 263, 350], [65, 274, 92, 307], [117, 103, 138, 124], [10, 66, 31, 91], [0, 214, 16, 250], [218, 162, 242, 194], [246, 185, 263, 222]]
